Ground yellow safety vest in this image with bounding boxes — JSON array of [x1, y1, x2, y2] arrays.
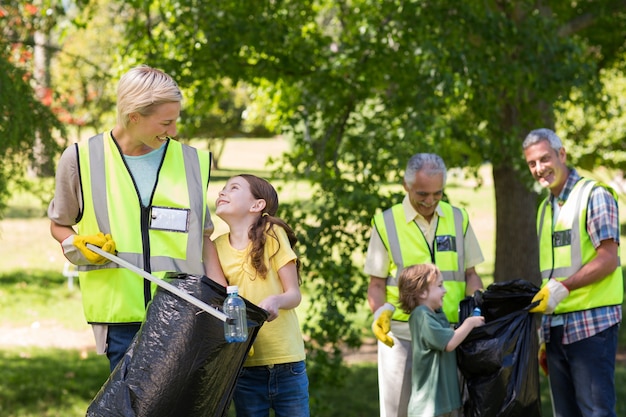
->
[[373, 201, 468, 323], [76, 132, 210, 324], [537, 178, 623, 314]]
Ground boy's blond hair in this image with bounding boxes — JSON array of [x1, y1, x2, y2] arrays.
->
[[398, 264, 441, 314]]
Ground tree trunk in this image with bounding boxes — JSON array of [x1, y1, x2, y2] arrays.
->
[[492, 163, 541, 285], [207, 137, 227, 170], [30, 30, 55, 178]]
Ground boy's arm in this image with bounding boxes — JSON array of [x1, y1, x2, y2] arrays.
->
[[445, 316, 484, 351]]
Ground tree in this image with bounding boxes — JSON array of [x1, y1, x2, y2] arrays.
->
[[0, 2, 66, 214], [48, 0, 126, 139], [180, 78, 275, 169], [115, 0, 626, 390]]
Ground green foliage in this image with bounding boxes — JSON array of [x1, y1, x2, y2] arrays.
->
[[181, 78, 275, 139], [0, 1, 88, 217], [0, 0, 277, 217], [558, 69, 626, 170], [48, 0, 125, 134], [0, 53, 64, 215], [275, 155, 404, 374]]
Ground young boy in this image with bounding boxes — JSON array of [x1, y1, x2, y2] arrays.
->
[[398, 264, 485, 417]]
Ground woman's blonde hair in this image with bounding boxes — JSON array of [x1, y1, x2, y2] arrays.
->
[[398, 264, 441, 314], [116, 65, 182, 128]]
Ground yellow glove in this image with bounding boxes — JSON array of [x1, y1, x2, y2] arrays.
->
[[248, 345, 254, 357], [529, 279, 570, 314], [62, 233, 117, 265], [372, 303, 395, 348], [538, 342, 548, 376]]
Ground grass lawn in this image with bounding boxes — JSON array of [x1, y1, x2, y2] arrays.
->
[[0, 345, 381, 417], [0, 343, 624, 416], [1, 137, 625, 416]]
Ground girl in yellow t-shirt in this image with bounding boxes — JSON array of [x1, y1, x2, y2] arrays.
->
[[213, 174, 309, 417]]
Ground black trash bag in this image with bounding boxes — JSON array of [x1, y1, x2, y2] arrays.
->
[[459, 279, 541, 323], [457, 279, 541, 417], [87, 275, 269, 417]]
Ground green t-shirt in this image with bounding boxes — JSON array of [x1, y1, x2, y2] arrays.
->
[[408, 305, 461, 417]]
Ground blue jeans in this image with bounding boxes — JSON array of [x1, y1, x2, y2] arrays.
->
[[106, 324, 141, 372], [233, 361, 310, 417], [547, 324, 618, 417]]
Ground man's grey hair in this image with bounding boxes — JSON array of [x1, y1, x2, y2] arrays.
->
[[404, 153, 447, 186], [522, 128, 563, 151]]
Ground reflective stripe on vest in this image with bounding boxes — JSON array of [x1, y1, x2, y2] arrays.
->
[[76, 133, 210, 323], [374, 201, 468, 323], [537, 179, 623, 313]]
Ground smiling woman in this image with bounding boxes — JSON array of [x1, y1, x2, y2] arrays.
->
[[116, 100, 181, 155], [46, 65, 228, 372]]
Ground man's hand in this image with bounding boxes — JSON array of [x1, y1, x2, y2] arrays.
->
[[372, 303, 395, 348], [62, 232, 117, 265], [529, 279, 570, 314]]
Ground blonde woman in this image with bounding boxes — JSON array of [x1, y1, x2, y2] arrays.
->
[[48, 65, 226, 371]]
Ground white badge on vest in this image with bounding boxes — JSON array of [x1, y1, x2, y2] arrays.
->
[[150, 206, 190, 232]]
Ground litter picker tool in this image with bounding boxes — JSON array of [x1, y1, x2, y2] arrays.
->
[[86, 243, 228, 322]]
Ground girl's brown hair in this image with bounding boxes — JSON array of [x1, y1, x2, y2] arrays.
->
[[239, 174, 301, 284], [398, 264, 440, 314]]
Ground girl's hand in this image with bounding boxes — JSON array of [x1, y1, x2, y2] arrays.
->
[[258, 260, 302, 322], [258, 295, 280, 321]]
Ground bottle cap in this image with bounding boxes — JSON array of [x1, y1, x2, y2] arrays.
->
[[227, 285, 239, 294]]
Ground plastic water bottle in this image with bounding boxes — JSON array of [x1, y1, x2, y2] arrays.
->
[[472, 307, 482, 316], [223, 285, 248, 343]]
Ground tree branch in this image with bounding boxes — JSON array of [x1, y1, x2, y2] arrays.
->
[[558, 13, 595, 37]]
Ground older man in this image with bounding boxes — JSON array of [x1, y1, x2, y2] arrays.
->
[[524, 128, 622, 417], [365, 153, 484, 417]]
